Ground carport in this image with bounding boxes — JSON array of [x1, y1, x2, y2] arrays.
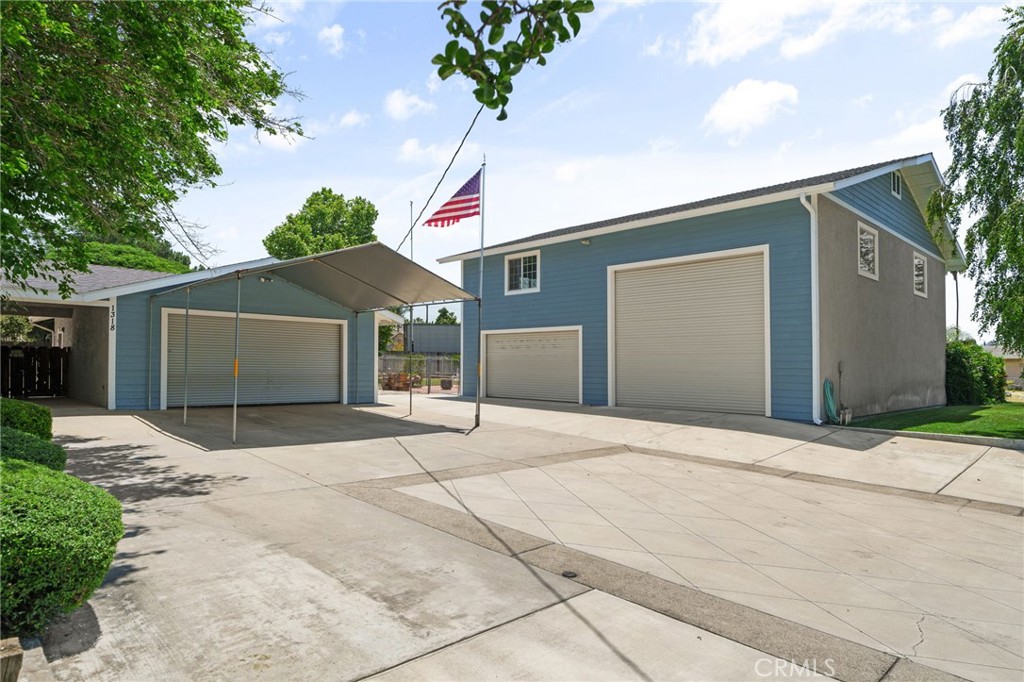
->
[[150, 242, 478, 442]]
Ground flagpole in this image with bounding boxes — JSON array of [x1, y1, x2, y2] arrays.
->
[[405, 199, 409, 417], [475, 157, 485, 428]]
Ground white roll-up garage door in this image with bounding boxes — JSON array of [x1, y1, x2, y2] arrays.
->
[[613, 252, 767, 415], [485, 329, 580, 403], [165, 312, 343, 407]]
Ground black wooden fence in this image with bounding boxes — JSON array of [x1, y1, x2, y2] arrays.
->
[[0, 346, 69, 398]]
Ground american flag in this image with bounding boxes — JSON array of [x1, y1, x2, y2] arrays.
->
[[424, 170, 481, 227]]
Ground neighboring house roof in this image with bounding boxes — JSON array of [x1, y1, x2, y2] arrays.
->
[[983, 344, 1022, 360], [10, 264, 175, 295], [439, 153, 965, 269]]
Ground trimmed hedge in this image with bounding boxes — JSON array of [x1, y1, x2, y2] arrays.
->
[[0, 398, 52, 440], [946, 341, 1007, 405], [1, 459, 123, 637], [0, 426, 67, 471]]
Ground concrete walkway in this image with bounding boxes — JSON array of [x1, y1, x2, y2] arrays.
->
[[17, 397, 1022, 682], [371, 395, 1024, 509]]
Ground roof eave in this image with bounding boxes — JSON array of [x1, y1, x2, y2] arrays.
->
[[438, 182, 837, 264]]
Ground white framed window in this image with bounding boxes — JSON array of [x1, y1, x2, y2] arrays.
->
[[857, 222, 879, 280], [913, 252, 928, 298], [505, 250, 540, 295], [890, 171, 902, 199]]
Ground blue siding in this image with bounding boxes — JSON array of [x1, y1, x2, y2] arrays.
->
[[462, 199, 813, 421], [115, 275, 376, 410], [832, 172, 939, 254]]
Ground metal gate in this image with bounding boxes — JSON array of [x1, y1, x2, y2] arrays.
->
[[1, 346, 70, 398]]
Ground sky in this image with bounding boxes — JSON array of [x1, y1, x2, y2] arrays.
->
[[175, 0, 1016, 341]]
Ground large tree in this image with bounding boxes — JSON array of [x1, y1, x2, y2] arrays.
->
[[1, 0, 299, 297], [930, 6, 1024, 353], [263, 189, 378, 260]]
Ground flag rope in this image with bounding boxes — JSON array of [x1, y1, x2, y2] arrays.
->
[[396, 103, 485, 251]]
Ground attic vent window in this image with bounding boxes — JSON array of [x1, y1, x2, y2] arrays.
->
[[890, 172, 903, 199]]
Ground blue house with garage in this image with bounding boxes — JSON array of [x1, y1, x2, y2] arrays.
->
[[440, 154, 965, 423], [1, 243, 471, 413]]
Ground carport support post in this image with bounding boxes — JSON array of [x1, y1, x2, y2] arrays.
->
[[232, 273, 241, 444], [183, 287, 191, 425]]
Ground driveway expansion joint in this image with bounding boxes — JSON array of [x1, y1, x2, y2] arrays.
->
[[354, 481, 972, 682], [627, 445, 1024, 516]]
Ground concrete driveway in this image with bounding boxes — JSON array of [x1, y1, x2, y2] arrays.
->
[[19, 397, 1022, 682]]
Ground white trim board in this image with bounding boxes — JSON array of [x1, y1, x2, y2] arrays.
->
[[107, 297, 117, 410], [480, 325, 584, 405], [159, 307, 348, 410], [503, 250, 541, 296], [439, 185, 832, 264], [606, 244, 772, 417]]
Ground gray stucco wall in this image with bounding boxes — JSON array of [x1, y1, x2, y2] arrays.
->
[[67, 306, 108, 407], [817, 196, 946, 417]]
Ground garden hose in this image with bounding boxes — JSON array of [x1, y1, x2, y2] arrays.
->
[[823, 378, 840, 424]]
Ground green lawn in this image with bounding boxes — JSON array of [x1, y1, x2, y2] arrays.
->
[[852, 402, 1024, 440]]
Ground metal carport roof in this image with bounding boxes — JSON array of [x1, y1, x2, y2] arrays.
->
[[154, 241, 475, 310]]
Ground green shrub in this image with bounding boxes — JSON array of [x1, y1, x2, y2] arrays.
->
[[0, 459, 123, 637], [0, 426, 67, 471], [946, 341, 1007, 405], [0, 398, 52, 440]]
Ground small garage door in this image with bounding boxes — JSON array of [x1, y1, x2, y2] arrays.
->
[[614, 252, 766, 415], [485, 330, 580, 403], [166, 313, 342, 407]]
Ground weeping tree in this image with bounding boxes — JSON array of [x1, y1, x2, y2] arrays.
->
[[929, 6, 1024, 354]]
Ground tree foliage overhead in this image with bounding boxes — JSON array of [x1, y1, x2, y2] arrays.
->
[[1, 0, 299, 297], [432, 0, 594, 120], [930, 7, 1024, 354], [263, 188, 378, 260]]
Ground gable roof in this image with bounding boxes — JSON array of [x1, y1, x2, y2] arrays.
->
[[11, 264, 178, 295], [438, 154, 965, 269]]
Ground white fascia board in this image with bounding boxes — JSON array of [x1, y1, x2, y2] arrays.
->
[[1, 289, 86, 304], [830, 154, 935, 191], [79, 257, 279, 302], [437, 183, 835, 264], [375, 309, 404, 326]]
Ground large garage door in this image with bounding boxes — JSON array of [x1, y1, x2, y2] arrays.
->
[[166, 313, 342, 407], [614, 252, 766, 414], [486, 330, 580, 403]]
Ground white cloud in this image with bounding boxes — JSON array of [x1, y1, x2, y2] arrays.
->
[[642, 34, 680, 57], [703, 79, 798, 145], [384, 90, 436, 121], [426, 72, 442, 94], [398, 138, 480, 165], [305, 110, 370, 137], [936, 5, 1006, 48], [339, 110, 369, 128], [263, 31, 291, 47], [317, 24, 345, 56], [687, 0, 815, 66], [850, 93, 874, 109], [686, 1, 922, 65]]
